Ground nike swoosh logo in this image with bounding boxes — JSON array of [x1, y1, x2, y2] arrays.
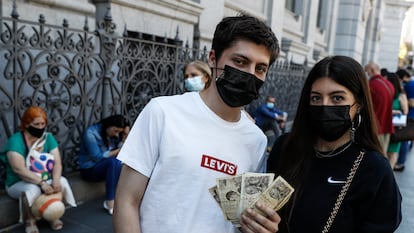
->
[[327, 176, 346, 184]]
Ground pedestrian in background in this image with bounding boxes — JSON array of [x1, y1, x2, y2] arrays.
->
[[386, 72, 408, 169], [395, 68, 414, 171], [365, 61, 395, 154], [114, 14, 281, 233], [253, 95, 288, 150], [78, 115, 129, 215], [183, 60, 212, 92], [268, 56, 402, 233]]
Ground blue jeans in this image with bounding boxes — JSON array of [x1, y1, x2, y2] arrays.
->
[[80, 157, 122, 200], [397, 140, 410, 166], [258, 119, 282, 148]]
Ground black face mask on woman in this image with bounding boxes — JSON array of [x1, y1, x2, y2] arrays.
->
[[309, 105, 352, 142], [216, 65, 264, 107], [27, 125, 45, 138]]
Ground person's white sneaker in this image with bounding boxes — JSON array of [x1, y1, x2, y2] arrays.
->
[[103, 201, 113, 215]]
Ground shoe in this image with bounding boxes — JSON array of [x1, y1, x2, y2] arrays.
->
[[50, 219, 63, 230], [393, 165, 405, 172], [25, 220, 39, 233], [103, 201, 113, 215]]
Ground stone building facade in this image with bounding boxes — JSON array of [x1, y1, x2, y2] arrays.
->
[[2, 0, 413, 70]]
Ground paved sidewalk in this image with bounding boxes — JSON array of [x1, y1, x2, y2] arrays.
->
[[1, 198, 114, 233], [394, 147, 414, 233], [2, 149, 413, 233]]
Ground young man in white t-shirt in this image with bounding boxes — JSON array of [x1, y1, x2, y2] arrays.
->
[[113, 14, 281, 233]]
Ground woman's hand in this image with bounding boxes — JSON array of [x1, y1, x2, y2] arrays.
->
[[52, 179, 62, 193], [239, 202, 280, 233], [40, 182, 54, 195]]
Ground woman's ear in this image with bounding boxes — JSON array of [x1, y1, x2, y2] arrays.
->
[[355, 102, 362, 113]]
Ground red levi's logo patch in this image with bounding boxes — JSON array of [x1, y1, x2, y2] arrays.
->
[[200, 154, 237, 175]]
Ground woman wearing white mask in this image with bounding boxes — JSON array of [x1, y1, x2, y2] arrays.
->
[[183, 60, 211, 92]]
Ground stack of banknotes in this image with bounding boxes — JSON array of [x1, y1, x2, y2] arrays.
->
[[209, 173, 294, 226]]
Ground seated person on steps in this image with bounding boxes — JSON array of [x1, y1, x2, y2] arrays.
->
[[253, 96, 288, 147]]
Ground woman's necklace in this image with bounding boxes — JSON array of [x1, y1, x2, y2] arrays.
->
[[315, 141, 353, 158]]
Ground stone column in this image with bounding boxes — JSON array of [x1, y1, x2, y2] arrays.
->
[[91, 0, 112, 28]]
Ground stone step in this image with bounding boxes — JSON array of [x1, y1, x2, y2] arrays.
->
[[0, 172, 105, 230]]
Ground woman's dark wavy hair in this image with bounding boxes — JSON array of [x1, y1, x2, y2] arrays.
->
[[100, 115, 129, 146], [278, 55, 382, 223], [212, 14, 280, 66]]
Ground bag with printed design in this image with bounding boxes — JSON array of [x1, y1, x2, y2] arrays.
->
[[26, 133, 55, 180]]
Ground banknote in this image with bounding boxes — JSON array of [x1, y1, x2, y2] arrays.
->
[[208, 185, 227, 216], [239, 172, 274, 217], [250, 175, 294, 215], [216, 174, 242, 225], [211, 173, 294, 227]]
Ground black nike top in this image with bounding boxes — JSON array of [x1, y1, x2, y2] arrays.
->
[[267, 135, 402, 233]]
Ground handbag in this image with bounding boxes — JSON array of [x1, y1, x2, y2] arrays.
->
[[26, 133, 55, 181], [321, 151, 364, 233], [390, 118, 414, 143]]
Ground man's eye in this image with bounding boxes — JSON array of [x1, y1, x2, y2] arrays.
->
[[256, 66, 268, 74], [234, 59, 244, 65]]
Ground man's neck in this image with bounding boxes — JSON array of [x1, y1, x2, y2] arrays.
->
[[199, 88, 242, 122]]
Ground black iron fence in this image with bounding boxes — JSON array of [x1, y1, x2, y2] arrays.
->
[[0, 8, 309, 187]]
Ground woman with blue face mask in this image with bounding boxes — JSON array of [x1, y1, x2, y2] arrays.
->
[[183, 60, 211, 92]]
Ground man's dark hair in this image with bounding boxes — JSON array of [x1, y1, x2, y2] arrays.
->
[[380, 68, 388, 77], [396, 69, 410, 80], [212, 14, 279, 66]]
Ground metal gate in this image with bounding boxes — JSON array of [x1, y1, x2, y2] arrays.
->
[[0, 6, 308, 186]]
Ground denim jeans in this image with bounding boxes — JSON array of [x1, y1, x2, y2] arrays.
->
[[80, 157, 122, 200]]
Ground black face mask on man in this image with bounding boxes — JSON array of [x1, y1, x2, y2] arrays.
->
[[27, 125, 46, 138], [215, 65, 264, 107], [309, 105, 352, 142]]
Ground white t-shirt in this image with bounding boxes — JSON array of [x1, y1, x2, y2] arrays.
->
[[118, 92, 267, 233]]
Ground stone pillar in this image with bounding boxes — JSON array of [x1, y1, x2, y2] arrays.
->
[[91, 0, 112, 28]]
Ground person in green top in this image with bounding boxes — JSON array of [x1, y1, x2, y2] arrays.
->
[[386, 72, 409, 169], [0, 106, 76, 233]]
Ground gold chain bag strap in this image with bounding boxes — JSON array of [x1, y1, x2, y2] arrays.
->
[[321, 151, 365, 233]]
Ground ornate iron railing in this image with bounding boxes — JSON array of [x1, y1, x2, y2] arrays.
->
[[0, 8, 308, 187]]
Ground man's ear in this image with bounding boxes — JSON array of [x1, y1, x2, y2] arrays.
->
[[208, 50, 216, 67]]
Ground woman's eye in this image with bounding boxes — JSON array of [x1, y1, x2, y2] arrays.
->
[[310, 95, 320, 102], [333, 96, 344, 102]]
